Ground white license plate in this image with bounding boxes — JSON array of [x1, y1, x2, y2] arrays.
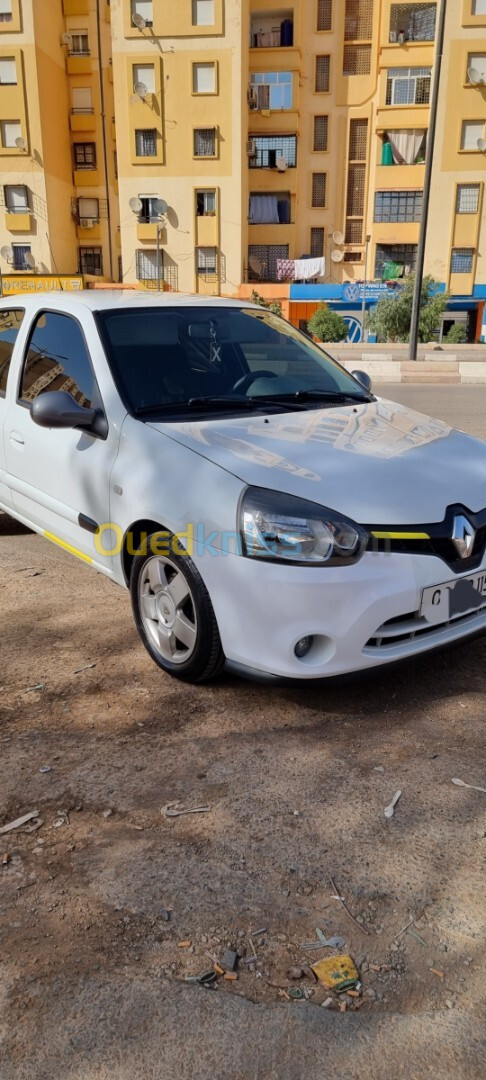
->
[[421, 571, 486, 625]]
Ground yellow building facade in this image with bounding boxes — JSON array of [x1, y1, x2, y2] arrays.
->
[[0, 1, 485, 338]]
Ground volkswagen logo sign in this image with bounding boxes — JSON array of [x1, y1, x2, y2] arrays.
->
[[451, 515, 476, 559]]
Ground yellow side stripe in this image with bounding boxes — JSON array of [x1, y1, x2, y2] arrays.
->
[[371, 531, 430, 541], [44, 531, 93, 565]]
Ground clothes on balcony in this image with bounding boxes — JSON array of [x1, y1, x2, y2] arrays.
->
[[294, 257, 326, 280], [277, 259, 295, 281]]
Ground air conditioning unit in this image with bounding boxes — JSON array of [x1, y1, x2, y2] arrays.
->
[[246, 139, 257, 157], [61, 32, 72, 46], [80, 218, 95, 229], [247, 89, 258, 109]]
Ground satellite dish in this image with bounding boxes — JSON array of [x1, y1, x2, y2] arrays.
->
[[24, 252, 36, 269], [15, 136, 27, 151], [468, 68, 483, 85], [134, 81, 148, 99], [275, 156, 288, 172], [477, 138, 486, 152], [331, 250, 344, 263], [1, 246, 12, 261], [332, 231, 344, 245], [132, 12, 146, 28], [129, 196, 143, 213], [154, 199, 168, 217]]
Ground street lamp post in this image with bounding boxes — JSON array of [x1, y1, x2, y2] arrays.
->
[[361, 234, 371, 344], [156, 220, 162, 292], [408, 0, 447, 361]]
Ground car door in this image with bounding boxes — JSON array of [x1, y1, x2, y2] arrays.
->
[[4, 307, 118, 572], [0, 306, 25, 510]]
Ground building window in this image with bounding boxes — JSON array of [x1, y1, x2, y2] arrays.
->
[[248, 243, 289, 282], [345, 0, 374, 39], [313, 115, 328, 151], [375, 243, 417, 278], [0, 310, 24, 396], [69, 31, 89, 55], [136, 249, 159, 280], [131, 0, 153, 26], [138, 195, 161, 222], [72, 87, 93, 113], [12, 244, 32, 271], [249, 192, 291, 224], [250, 72, 293, 110], [467, 54, 486, 82], [193, 127, 216, 157], [74, 142, 97, 168], [192, 0, 215, 25], [389, 4, 436, 42], [248, 134, 297, 169], [1, 120, 21, 148], [315, 55, 330, 92], [310, 227, 325, 257], [196, 190, 216, 216], [343, 45, 372, 75], [196, 246, 218, 278], [193, 62, 216, 94], [450, 248, 475, 274], [461, 121, 484, 150], [77, 197, 99, 223], [345, 220, 364, 243], [317, 0, 332, 31], [135, 129, 157, 156], [312, 173, 327, 207], [4, 184, 28, 213], [133, 64, 155, 94], [79, 247, 103, 276], [0, 0, 12, 22], [456, 183, 481, 214], [0, 57, 16, 84], [374, 189, 423, 222], [386, 67, 431, 105], [344, 251, 363, 262], [472, 0, 486, 12]]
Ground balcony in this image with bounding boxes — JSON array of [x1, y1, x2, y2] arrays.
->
[[74, 169, 100, 187], [136, 222, 161, 242], [76, 221, 101, 240], [67, 53, 92, 75], [5, 211, 32, 232], [250, 11, 294, 49], [388, 4, 436, 44], [249, 192, 291, 224], [70, 109, 96, 132]]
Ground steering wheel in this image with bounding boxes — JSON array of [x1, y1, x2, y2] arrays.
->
[[232, 370, 279, 395]]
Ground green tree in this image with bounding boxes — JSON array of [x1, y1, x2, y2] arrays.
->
[[367, 275, 448, 343], [307, 305, 348, 343], [444, 322, 467, 344], [250, 290, 282, 316]]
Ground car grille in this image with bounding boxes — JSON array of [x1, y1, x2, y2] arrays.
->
[[365, 506, 486, 574], [365, 604, 486, 651]]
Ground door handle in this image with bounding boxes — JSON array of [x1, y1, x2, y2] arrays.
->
[[9, 431, 25, 446]]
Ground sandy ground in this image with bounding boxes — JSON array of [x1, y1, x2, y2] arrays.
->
[[0, 387, 485, 1078]]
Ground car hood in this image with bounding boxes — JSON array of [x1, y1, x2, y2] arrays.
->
[[149, 399, 486, 525]]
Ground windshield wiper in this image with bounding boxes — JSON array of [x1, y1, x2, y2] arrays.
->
[[133, 396, 307, 417], [256, 390, 372, 405]]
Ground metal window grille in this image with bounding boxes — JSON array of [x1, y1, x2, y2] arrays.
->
[[345, 220, 363, 243], [310, 227, 325, 257], [450, 248, 474, 274], [374, 189, 423, 222], [78, 247, 103, 276], [343, 44, 371, 75], [136, 249, 158, 280], [194, 128, 216, 156], [315, 55, 330, 92], [375, 243, 417, 276], [344, 0, 374, 40], [317, 0, 332, 31], [313, 116, 329, 151], [389, 4, 436, 41], [196, 246, 218, 280], [249, 135, 297, 168], [346, 164, 366, 215], [386, 68, 431, 105], [135, 129, 157, 156], [74, 142, 96, 168], [456, 184, 480, 214], [248, 243, 289, 282], [344, 250, 363, 262], [349, 118, 368, 160], [12, 245, 31, 270], [312, 173, 327, 207]]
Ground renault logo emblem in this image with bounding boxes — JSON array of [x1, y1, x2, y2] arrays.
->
[[451, 515, 476, 559]]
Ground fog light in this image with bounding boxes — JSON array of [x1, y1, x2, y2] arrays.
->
[[294, 636, 313, 659]]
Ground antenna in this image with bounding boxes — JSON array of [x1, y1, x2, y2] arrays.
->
[[134, 81, 148, 99], [15, 136, 27, 151], [129, 196, 143, 214], [477, 138, 486, 152], [132, 12, 147, 28], [332, 231, 344, 245], [468, 67, 484, 85], [24, 252, 36, 269], [1, 246, 12, 261], [331, 250, 344, 263], [154, 199, 168, 217], [275, 156, 288, 172]]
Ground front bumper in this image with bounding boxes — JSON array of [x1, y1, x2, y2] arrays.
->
[[199, 549, 486, 680]]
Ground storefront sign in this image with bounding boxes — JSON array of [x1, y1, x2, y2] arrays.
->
[[342, 282, 402, 303], [1, 275, 84, 295]]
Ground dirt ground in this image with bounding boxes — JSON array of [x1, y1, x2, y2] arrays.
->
[[0, 498, 485, 1077]]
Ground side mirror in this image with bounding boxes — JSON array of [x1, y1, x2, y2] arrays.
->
[[351, 369, 373, 395], [31, 391, 108, 439]]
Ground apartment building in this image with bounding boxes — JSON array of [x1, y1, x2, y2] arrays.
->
[[0, 1, 485, 340]]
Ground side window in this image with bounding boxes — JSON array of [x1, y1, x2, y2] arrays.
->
[[0, 308, 24, 396], [20, 312, 95, 408]]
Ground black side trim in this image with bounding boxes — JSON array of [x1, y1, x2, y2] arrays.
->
[[78, 513, 99, 535]]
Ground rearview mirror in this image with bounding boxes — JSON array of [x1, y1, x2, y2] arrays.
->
[[31, 391, 107, 439], [351, 369, 373, 394]]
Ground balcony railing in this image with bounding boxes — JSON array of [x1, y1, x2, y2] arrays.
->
[[250, 16, 293, 49], [389, 4, 436, 43]]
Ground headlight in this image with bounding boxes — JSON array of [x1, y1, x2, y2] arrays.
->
[[240, 487, 368, 566]]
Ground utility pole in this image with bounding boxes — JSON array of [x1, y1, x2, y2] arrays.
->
[[361, 234, 371, 343], [408, 0, 447, 361]]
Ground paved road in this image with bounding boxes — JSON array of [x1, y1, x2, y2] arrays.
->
[[376, 384, 486, 440]]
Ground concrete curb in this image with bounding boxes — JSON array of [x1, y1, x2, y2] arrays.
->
[[342, 359, 486, 385]]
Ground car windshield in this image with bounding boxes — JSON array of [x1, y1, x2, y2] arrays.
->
[[96, 306, 369, 416]]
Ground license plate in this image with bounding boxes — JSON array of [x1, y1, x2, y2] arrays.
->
[[421, 571, 486, 625]]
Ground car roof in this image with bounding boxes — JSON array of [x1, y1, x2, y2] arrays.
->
[[0, 290, 256, 314]]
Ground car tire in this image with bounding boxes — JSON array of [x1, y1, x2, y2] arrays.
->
[[130, 531, 225, 683]]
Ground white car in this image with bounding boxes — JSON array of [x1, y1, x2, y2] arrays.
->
[[0, 292, 485, 683]]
